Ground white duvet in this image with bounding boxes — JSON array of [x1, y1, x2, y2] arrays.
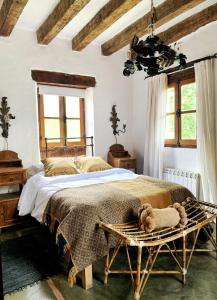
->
[[18, 168, 138, 222]]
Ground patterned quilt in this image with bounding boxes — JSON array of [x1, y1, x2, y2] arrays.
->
[[43, 175, 193, 282]]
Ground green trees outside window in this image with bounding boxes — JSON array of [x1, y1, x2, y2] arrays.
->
[[165, 78, 196, 148]]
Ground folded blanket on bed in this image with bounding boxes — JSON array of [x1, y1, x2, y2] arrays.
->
[[43, 175, 193, 282]]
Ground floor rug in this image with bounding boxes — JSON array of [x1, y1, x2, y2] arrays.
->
[[1, 227, 59, 295]]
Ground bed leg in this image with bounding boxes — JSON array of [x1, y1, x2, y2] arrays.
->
[[81, 265, 93, 289]]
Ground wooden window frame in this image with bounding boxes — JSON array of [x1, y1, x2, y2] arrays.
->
[[165, 68, 196, 148], [165, 82, 179, 147], [38, 94, 85, 152]]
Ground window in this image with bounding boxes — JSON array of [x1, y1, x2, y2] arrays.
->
[[38, 94, 85, 157], [165, 69, 196, 147]]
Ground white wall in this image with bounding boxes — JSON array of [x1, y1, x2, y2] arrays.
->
[[0, 29, 133, 166], [132, 21, 217, 176], [1, 21, 217, 178]]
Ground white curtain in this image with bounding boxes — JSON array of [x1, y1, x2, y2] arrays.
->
[[195, 59, 217, 203], [143, 74, 167, 178]]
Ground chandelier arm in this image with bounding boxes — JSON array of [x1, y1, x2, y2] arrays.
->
[[150, 0, 156, 36]]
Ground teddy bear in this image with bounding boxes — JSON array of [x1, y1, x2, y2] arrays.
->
[[138, 202, 188, 233]]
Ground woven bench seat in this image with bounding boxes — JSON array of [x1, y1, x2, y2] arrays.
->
[[100, 198, 217, 300]]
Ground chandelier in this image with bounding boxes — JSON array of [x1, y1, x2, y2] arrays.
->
[[123, 0, 187, 77]]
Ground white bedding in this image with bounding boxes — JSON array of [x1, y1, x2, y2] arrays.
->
[[18, 168, 138, 222]]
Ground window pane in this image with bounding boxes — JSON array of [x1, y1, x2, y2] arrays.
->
[[44, 119, 60, 142], [43, 95, 59, 117], [165, 115, 175, 139], [66, 120, 81, 142], [166, 87, 175, 113], [65, 97, 80, 118], [181, 113, 196, 140], [181, 82, 196, 111]]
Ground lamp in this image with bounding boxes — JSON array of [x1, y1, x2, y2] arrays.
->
[[123, 0, 187, 77], [0, 97, 15, 149], [110, 105, 126, 144]]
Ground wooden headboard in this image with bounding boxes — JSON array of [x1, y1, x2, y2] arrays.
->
[[44, 136, 94, 158]]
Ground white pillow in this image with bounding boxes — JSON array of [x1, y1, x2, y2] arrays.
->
[[26, 163, 44, 179]]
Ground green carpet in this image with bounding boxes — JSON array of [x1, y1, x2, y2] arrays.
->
[[1, 227, 59, 295]]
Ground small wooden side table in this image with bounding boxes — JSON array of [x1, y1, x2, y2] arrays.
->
[[108, 144, 137, 173], [112, 157, 137, 173], [0, 150, 27, 229]]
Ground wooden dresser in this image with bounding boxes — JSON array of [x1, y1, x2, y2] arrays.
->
[[0, 150, 27, 229], [108, 144, 137, 173]]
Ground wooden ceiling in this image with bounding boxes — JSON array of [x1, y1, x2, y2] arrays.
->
[[0, 0, 28, 36], [0, 0, 217, 56]]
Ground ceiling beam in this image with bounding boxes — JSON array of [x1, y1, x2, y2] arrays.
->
[[72, 0, 142, 51], [0, 0, 29, 36], [158, 2, 217, 45], [31, 70, 96, 89], [101, 0, 205, 56], [37, 0, 90, 45]]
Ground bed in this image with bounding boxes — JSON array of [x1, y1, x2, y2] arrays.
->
[[18, 138, 194, 289]]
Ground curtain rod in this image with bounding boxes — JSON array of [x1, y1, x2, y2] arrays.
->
[[145, 53, 217, 78], [162, 52, 217, 75]]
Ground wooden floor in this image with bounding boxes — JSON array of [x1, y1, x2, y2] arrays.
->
[[1, 225, 217, 300]]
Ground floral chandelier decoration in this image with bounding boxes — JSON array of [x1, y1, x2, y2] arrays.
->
[[123, 0, 187, 77]]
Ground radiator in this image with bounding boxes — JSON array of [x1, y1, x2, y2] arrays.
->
[[163, 168, 200, 198]]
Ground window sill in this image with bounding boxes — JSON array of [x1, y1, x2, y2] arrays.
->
[[164, 144, 197, 149]]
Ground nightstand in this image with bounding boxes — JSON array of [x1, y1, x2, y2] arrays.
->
[[115, 157, 137, 172], [108, 144, 137, 173], [0, 150, 27, 229]]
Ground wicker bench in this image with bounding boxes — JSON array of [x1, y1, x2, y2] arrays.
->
[[100, 198, 217, 300]]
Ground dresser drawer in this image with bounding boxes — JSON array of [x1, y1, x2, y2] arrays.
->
[[119, 159, 136, 169], [3, 199, 19, 222], [0, 213, 4, 226], [0, 205, 4, 225], [0, 172, 23, 185], [0, 194, 24, 227]]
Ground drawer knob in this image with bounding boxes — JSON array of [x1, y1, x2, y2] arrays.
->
[[9, 177, 14, 182]]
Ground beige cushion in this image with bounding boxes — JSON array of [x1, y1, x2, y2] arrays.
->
[[43, 157, 79, 177], [75, 156, 112, 173]]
